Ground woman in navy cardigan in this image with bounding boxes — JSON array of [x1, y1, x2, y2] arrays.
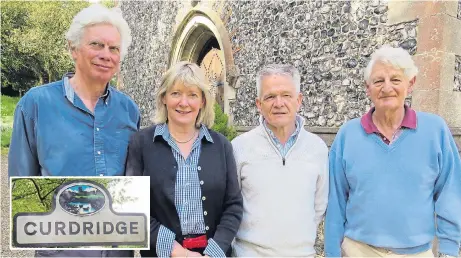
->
[[126, 62, 243, 257]]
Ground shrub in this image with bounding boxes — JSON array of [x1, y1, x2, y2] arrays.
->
[[212, 104, 237, 141]]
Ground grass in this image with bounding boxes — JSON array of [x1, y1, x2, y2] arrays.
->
[[1, 95, 20, 154], [1, 95, 20, 117]]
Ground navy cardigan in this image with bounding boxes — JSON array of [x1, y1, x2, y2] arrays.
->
[[125, 125, 243, 257]]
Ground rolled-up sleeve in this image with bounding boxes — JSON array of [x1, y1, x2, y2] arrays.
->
[[8, 101, 39, 176], [204, 238, 226, 257], [156, 225, 176, 258]]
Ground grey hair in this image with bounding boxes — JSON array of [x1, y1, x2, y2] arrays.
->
[[65, 4, 132, 60], [256, 64, 301, 98], [364, 45, 418, 83], [153, 61, 215, 128]]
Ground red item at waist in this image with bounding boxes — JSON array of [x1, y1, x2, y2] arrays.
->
[[182, 235, 208, 249]]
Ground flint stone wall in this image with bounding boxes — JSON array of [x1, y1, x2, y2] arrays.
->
[[120, 1, 184, 125], [219, 0, 417, 127], [120, 0, 417, 128]]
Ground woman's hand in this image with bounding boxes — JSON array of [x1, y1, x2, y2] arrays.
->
[[171, 241, 202, 257], [187, 251, 202, 257], [171, 241, 187, 257]]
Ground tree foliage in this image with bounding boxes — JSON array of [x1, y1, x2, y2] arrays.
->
[[11, 178, 132, 218], [1, 1, 90, 93]]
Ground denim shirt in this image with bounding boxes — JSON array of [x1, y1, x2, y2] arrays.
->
[[8, 74, 140, 176]]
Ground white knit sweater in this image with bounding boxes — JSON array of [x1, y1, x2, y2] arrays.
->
[[231, 118, 329, 257]]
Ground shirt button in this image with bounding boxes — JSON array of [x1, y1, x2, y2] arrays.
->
[[204, 211, 207, 216], [205, 226, 209, 230], [197, 166, 201, 171], [200, 180, 204, 185], [96, 128, 100, 131], [97, 151, 101, 155], [202, 196, 206, 201]]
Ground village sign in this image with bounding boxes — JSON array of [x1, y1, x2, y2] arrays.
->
[[13, 180, 147, 248]]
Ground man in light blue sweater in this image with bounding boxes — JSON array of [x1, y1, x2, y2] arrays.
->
[[325, 46, 461, 257]]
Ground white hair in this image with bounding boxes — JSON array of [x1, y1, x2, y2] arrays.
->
[[364, 45, 418, 82], [65, 4, 132, 60], [256, 64, 301, 98]]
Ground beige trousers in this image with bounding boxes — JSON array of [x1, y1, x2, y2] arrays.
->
[[341, 237, 434, 257]]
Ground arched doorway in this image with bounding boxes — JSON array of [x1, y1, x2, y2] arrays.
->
[[168, 7, 238, 118]]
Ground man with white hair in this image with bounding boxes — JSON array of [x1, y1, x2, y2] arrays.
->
[[8, 4, 139, 257], [325, 45, 461, 257], [231, 64, 329, 256]]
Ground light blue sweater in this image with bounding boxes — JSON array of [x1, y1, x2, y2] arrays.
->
[[325, 112, 461, 257]]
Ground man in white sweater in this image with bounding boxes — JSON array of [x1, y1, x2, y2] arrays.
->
[[231, 64, 329, 257]]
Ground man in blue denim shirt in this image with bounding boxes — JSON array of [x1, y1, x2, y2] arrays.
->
[[8, 4, 139, 257]]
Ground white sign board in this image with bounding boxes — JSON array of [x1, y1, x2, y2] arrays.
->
[[13, 180, 147, 247]]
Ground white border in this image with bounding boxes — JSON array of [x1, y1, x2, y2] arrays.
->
[[9, 176, 150, 251]]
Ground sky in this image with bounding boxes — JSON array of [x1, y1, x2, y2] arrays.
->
[[109, 177, 150, 217]]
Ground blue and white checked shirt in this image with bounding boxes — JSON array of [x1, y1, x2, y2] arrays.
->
[[262, 115, 303, 160], [154, 123, 225, 257]]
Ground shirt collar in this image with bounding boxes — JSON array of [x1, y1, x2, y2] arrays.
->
[[153, 123, 214, 143], [62, 72, 110, 104], [360, 105, 417, 134], [261, 114, 305, 140]]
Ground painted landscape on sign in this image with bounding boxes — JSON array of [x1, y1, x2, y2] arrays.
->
[[59, 184, 105, 215]]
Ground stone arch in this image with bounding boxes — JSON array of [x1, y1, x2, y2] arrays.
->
[[168, 6, 238, 120]]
